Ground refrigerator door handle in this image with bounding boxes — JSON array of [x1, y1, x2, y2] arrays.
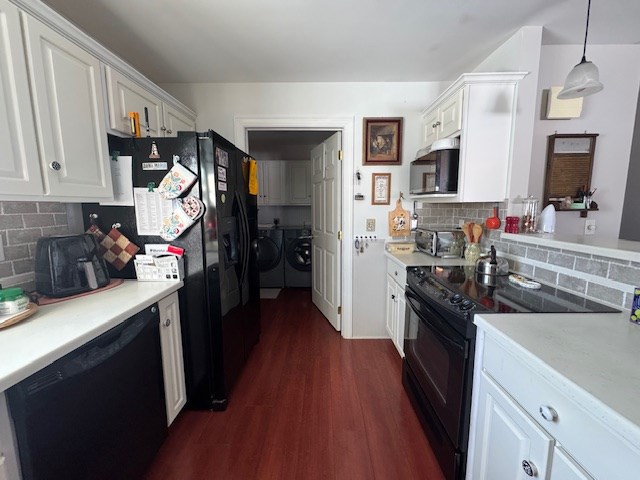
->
[[235, 191, 250, 287]]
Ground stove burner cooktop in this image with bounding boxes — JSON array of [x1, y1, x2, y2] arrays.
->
[[408, 265, 619, 319]]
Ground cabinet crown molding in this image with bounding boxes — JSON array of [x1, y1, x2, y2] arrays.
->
[[421, 71, 528, 116], [11, 0, 195, 119]]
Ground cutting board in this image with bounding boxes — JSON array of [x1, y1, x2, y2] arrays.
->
[[388, 198, 411, 237]]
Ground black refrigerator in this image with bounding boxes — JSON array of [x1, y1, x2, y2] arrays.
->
[[82, 130, 260, 410]]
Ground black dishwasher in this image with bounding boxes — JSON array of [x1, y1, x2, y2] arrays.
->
[[7, 304, 167, 480]]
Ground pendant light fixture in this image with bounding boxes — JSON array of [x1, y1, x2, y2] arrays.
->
[[557, 0, 603, 99]]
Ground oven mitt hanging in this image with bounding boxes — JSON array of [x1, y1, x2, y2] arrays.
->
[[86, 224, 140, 270], [160, 196, 206, 241], [157, 160, 197, 199]]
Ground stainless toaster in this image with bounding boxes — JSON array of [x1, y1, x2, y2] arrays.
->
[[415, 228, 464, 258]]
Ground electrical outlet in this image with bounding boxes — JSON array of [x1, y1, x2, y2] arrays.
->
[[458, 219, 465, 227], [366, 219, 375, 231], [584, 219, 597, 235]]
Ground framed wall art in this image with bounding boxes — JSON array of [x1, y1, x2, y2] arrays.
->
[[371, 173, 391, 205], [363, 117, 403, 165]]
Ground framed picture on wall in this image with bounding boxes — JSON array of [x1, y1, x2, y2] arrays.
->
[[363, 117, 403, 165], [371, 173, 391, 205]]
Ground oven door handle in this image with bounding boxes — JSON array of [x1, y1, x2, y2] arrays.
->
[[405, 290, 465, 352]]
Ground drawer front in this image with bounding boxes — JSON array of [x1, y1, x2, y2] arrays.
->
[[386, 259, 407, 286], [482, 335, 640, 480]]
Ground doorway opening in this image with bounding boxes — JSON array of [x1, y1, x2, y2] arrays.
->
[[234, 117, 355, 338]]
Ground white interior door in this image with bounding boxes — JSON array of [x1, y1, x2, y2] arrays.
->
[[311, 132, 342, 330]]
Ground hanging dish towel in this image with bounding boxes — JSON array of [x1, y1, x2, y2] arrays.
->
[[249, 159, 259, 196]]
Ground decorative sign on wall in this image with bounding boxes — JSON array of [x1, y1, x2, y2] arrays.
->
[[371, 172, 391, 205], [363, 117, 403, 165]]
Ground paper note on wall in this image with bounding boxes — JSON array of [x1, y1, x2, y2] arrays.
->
[[249, 159, 259, 195], [100, 156, 134, 206], [133, 188, 174, 236]]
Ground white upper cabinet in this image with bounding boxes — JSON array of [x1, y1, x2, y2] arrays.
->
[[287, 161, 312, 205], [417, 72, 526, 203], [22, 12, 112, 199], [105, 65, 162, 137], [0, 0, 42, 196], [105, 66, 195, 138], [162, 103, 196, 136], [422, 88, 463, 146]]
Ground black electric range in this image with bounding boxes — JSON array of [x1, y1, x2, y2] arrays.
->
[[407, 265, 619, 338]]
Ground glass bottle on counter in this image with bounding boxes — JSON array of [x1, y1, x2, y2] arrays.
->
[[522, 196, 539, 233]]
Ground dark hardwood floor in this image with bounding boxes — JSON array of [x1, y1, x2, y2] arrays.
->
[[144, 288, 444, 480]]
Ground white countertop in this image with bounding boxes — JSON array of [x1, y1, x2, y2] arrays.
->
[[0, 280, 183, 392], [385, 250, 468, 268], [502, 232, 640, 262], [474, 311, 640, 448]]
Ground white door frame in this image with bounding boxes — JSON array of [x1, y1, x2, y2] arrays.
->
[[234, 116, 355, 339]]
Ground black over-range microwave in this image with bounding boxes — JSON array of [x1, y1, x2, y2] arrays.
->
[[410, 144, 460, 195]]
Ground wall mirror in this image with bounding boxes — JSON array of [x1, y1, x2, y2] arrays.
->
[[543, 133, 598, 213]]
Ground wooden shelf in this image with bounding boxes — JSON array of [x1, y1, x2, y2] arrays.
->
[[555, 207, 599, 218]]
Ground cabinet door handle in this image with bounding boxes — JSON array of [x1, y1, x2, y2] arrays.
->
[[49, 161, 62, 171], [394, 271, 398, 276], [164, 318, 171, 327], [521, 460, 537, 477], [391, 294, 396, 300], [539, 405, 558, 422]]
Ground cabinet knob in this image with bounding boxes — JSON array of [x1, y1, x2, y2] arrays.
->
[[167, 129, 173, 135], [391, 294, 396, 300], [161, 126, 167, 132], [521, 460, 537, 477], [164, 318, 171, 327], [151, 306, 158, 313], [539, 405, 558, 422], [394, 271, 398, 276], [49, 161, 62, 171]]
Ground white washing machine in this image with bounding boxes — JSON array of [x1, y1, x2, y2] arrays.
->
[[284, 228, 312, 288]]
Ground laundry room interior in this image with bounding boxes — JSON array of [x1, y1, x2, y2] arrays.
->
[[248, 130, 336, 292]]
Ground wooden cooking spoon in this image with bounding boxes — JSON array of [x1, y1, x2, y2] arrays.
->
[[462, 223, 472, 243], [473, 223, 483, 244], [468, 222, 475, 242]]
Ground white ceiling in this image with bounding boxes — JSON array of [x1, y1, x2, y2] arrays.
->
[[41, 0, 640, 84]]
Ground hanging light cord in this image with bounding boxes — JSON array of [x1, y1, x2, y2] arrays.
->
[[582, 0, 592, 62]]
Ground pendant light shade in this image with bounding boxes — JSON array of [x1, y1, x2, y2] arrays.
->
[[557, 58, 603, 99], [558, 0, 603, 100]]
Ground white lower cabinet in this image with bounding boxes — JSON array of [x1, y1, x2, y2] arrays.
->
[[467, 328, 640, 480], [549, 446, 594, 480], [385, 258, 406, 357], [158, 292, 186, 426], [471, 371, 553, 479]]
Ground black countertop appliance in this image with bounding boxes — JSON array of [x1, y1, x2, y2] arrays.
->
[[83, 131, 260, 410]]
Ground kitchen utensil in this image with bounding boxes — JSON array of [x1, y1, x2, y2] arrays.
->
[[485, 204, 501, 230], [476, 245, 509, 276], [472, 224, 483, 243], [462, 223, 472, 243]]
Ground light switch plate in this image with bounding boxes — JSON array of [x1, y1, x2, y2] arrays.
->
[[584, 219, 596, 235], [366, 219, 375, 231]]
